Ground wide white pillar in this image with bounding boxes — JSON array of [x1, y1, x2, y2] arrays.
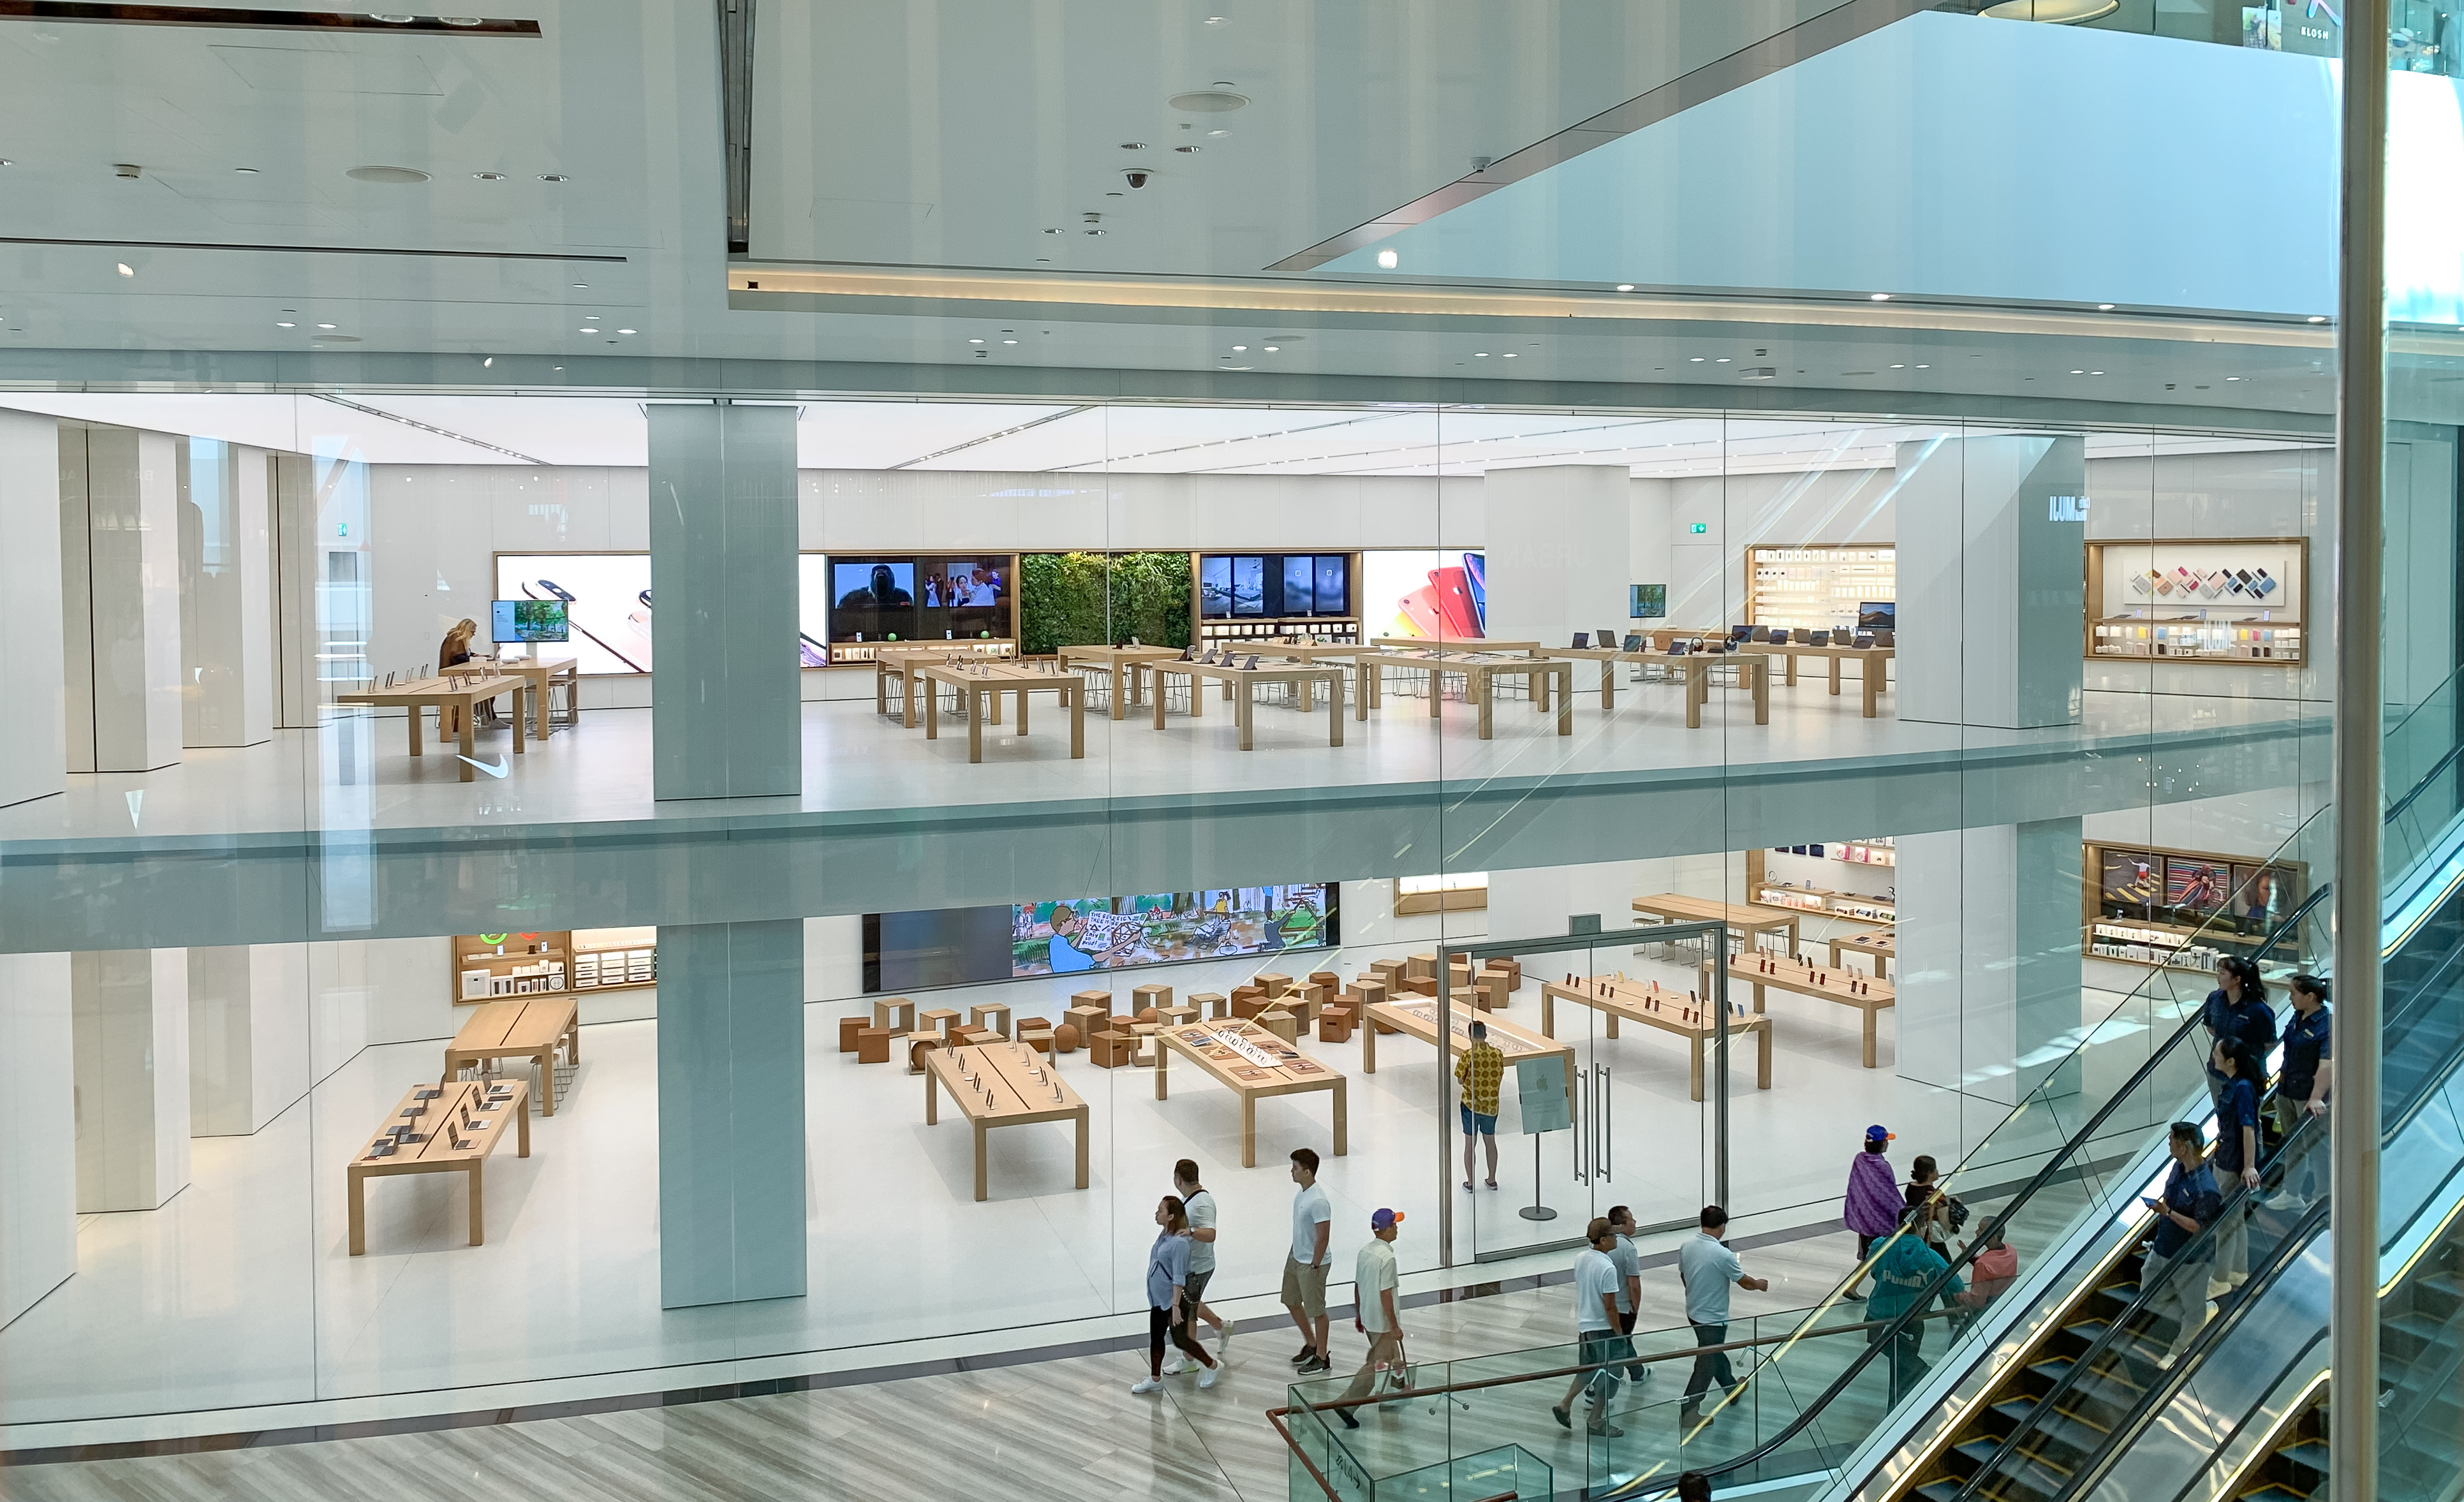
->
[[648, 403, 800, 800], [1, 953, 76, 1325], [1895, 434, 2087, 730], [188, 945, 311, 1137], [658, 918, 806, 1307], [178, 439, 275, 748], [0, 409, 66, 809], [1480, 465, 1632, 652], [71, 949, 191, 1212], [1896, 819, 2084, 1108], [60, 426, 184, 772]]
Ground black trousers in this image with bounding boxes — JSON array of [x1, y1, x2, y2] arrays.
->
[[1684, 1321, 1735, 1404]]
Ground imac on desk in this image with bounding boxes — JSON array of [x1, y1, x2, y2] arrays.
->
[[491, 599, 570, 659]]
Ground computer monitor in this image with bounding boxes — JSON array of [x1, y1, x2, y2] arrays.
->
[[1857, 601, 1896, 631], [492, 599, 570, 644]]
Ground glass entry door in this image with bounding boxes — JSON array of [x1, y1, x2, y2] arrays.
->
[[1450, 922, 1730, 1263]]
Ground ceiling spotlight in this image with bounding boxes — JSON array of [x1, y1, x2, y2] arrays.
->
[[318, 322, 337, 328], [538, 173, 568, 182], [580, 326, 598, 333], [1003, 339, 1018, 344], [276, 321, 295, 328], [572, 282, 588, 288], [115, 262, 133, 276], [1502, 352, 1517, 358], [1890, 364, 1905, 369], [970, 338, 984, 343], [2306, 314, 2327, 323], [1169, 89, 1250, 112], [1232, 344, 1247, 351], [1616, 283, 1635, 292], [1205, 14, 1228, 22], [1689, 357, 1705, 362], [0, 159, 12, 167], [1207, 128, 1231, 137], [1263, 344, 1279, 351], [1174, 145, 1200, 154], [2070, 369, 2084, 374], [474, 170, 506, 180], [1043, 227, 1063, 235], [1474, 351, 1489, 357], [2227, 376, 2241, 381], [1869, 292, 1891, 301], [1376, 249, 1398, 269], [233, 165, 258, 174], [2097, 302, 2116, 310], [439, 15, 483, 24], [1119, 141, 1148, 150], [482, 355, 494, 367], [616, 327, 635, 334], [1084, 228, 1105, 235]]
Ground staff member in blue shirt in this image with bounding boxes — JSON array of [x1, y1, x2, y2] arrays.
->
[[2142, 1122, 2224, 1369], [1865, 1204, 1962, 1403], [2201, 958, 2275, 1109], [2266, 975, 2331, 1209], [2207, 1041, 2262, 1293]]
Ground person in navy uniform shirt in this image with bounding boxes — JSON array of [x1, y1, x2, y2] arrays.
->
[[2207, 1042, 2262, 1292], [2266, 975, 2332, 1209], [2201, 957, 2275, 1109], [2142, 1122, 2224, 1369]]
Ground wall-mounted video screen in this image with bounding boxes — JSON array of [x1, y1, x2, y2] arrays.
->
[[1857, 601, 1896, 631], [2093, 843, 2300, 934], [495, 554, 658, 674], [827, 554, 1010, 643], [1197, 554, 1351, 619], [864, 884, 1338, 992], [1361, 550, 1485, 639]]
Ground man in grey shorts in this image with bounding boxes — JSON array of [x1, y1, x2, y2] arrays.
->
[[1283, 1147, 1333, 1374], [1165, 1159, 1230, 1372]]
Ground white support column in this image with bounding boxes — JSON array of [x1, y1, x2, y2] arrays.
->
[[1479, 465, 1632, 652], [59, 426, 184, 773], [1895, 434, 2087, 730], [178, 439, 276, 748], [188, 945, 311, 1137], [1896, 819, 2084, 1110], [1, 952, 76, 1326], [71, 949, 190, 1212], [0, 408, 66, 809]]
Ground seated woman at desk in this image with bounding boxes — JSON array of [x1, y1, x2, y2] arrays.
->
[[435, 618, 500, 733]]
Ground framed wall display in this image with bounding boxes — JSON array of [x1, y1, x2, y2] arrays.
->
[[1631, 584, 1667, 619], [825, 552, 1019, 651], [451, 926, 659, 1005], [2080, 840, 2305, 972], [1744, 545, 1895, 633], [2083, 538, 2307, 666], [1745, 844, 1896, 924], [1191, 550, 1365, 644], [1395, 871, 1489, 916]]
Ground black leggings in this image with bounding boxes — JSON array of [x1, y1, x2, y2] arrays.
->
[[1150, 1305, 1213, 1374]]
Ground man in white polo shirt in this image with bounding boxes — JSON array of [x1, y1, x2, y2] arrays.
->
[[1552, 1218, 1628, 1438], [1282, 1147, 1334, 1374], [1331, 1208, 1406, 1428], [1678, 1204, 1767, 1428]]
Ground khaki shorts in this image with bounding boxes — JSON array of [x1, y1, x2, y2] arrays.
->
[[1281, 1254, 1330, 1317]]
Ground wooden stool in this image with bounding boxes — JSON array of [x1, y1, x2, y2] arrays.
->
[[1160, 1003, 1199, 1027], [837, 1017, 868, 1053], [1405, 953, 1437, 982], [1482, 958, 1523, 991], [1309, 970, 1342, 993], [1257, 1008, 1298, 1042], [919, 1006, 961, 1040], [1349, 978, 1390, 1013], [1318, 1005, 1354, 1044], [907, 1036, 945, 1073], [1475, 972, 1510, 1012], [855, 1026, 893, 1064], [1369, 958, 1408, 992], [1230, 985, 1267, 1020], [871, 998, 915, 1036], [1070, 989, 1112, 1014], [1287, 983, 1327, 1024], [952, 1025, 997, 1046], [1133, 982, 1173, 1012], [969, 1002, 1011, 1040], [1254, 972, 1293, 999], [1018, 1024, 1057, 1059], [1191, 992, 1230, 1019], [1090, 1030, 1134, 1068], [1065, 1004, 1109, 1049]]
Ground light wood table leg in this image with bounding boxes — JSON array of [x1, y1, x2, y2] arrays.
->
[[973, 1119, 988, 1202], [876, 665, 889, 718], [1299, 676, 1313, 712], [1863, 1009, 1878, 1070], [1605, 1008, 1619, 1040], [968, 688, 984, 763], [516, 1100, 530, 1156], [1153, 668, 1169, 730], [537, 1050, 557, 1115], [1155, 1036, 1170, 1100], [1075, 1106, 1090, 1189], [1241, 1093, 1257, 1168], [1864, 657, 1883, 718], [1016, 687, 1029, 736], [905, 667, 923, 728], [512, 689, 526, 756], [988, 689, 1001, 725], [1362, 1017, 1378, 1073], [348, 1169, 367, 1255], [1685, 665, 1704, 730], [468, 1163, 485, 1244], [926, 1067, 938, 1124], [1600, 658, 1616, 711], [1759, 1024, 1774, 1089], [1326, 672, 1343, 747], [925, 681, 939, 740], [1069, 684, 1084, 758], [1477, 674, 1493, 739], [1355, 661, 1371, 719], [1110, 665, 1128, 720], [1829, 656, 1843, 696], [1540, 988, 1555, 1036], [533, 676, 551, 741], [1190, 672, 1203, 718], [457, 698, 476, 780], [1332, 1080, 1348, 1156], [1237, 682, 1254, 751], [1785, 653, 1799, 688], [1752, 982, 1766, 1015], [1428, 669, 1442, 720], [1690, 1038, 1704, 1103], [1555, 666, 1572, 735], [407, 702, 424, 757]]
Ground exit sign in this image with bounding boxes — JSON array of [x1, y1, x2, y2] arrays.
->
[[1688, 522, 1708, 534]]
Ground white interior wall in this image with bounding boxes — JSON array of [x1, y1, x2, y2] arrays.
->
[[0, 409, 65, 810], [0, 952, 75, 1329]]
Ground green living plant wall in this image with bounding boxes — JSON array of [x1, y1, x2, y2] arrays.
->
[[1020, 552, 1193, 654]]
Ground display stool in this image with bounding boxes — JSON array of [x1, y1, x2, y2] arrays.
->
[[953, 1025, 998, 1046], [1017, 1023, 1058, 1060], [1287, 983, 1326, 1024], [1191, 992, 1230, 1019], [1160, 1003, 1199, 1027], [1482, 958, 1523, 991], [855, 1026, 893, 1064], [1309, 970, 1342, 994], [1369, 959, 1408, 992], [1070, 989, 1112, 1013], [1475, 973, 1510, 1012], [1090, 1030, 1135, 1068], [1132, 982, 1173, 1012], [908, 1036, 945, 1074], [837, 1017, 868, 1053], [969, 1002, 1011, 1040], [871, 998, 916, 1037], [1257, 1009, 1299, 1042], [1348, 978, 1390, 1013], [1406, 953, 1437, 982], [1254, 972, 1293, 999], [920, 1006, 961, 1040], [1053, 1022, 1082, 1054], [1065, 1004, 1109, 1050], [1230, 985, 1268, 1020], [1317, 1005, 1355, 1044]]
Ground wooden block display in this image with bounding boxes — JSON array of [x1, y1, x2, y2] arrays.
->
[[1054, 1022, 1082, 1054], [1190, 992, 1230, 1019], [1369, 959, 1408, 992], [1133, 982, 1174, 1012], [1090, 1031, 1134, 1068], [839, 1017, 867, 1053], [1309, 970, 1342, 992], [908, 1036, 944, 1073], [1482, 958, 1523, 990], [1318, 1006, 1355, 1044], [1071, 989, 1112, 1012], [920, 1007, 961, 1040], [1065, 1005, 1109, 1049], [1018, 1024, 1058, 1059], [1160, 1004, 1199, 1027], [1405, 953, 1437, 981], [856, 1027, 892, 1064], [1254, 973, 1293, 999], [872, 998, 916, 1037], [969, 1002, 1010, 1040], [1475, 973, 1510, 1012], [1258, 1008, 1299, 1042], [1230, 985, 1267, 1020]]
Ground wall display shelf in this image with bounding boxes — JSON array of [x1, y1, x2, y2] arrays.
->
[[1745, 545, 1895, 634], [453, 926, 658, 1005], [1745, 845, 1897, 924], [1197, 617, 1362, 645], [2084, 538, 2307, 666], [1192, 550, 1362, 645], [829, 637, 1015, 666], [1396, 871, 1489, 916], [2082, 841, 2303, 973]]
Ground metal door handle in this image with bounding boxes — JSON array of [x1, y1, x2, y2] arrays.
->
[[1600, 1065, 1612, 1182], [1572, 1069, 1588, 1186]]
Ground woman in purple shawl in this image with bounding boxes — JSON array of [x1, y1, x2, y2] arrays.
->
[[1843, 1124, 1901, 1300]]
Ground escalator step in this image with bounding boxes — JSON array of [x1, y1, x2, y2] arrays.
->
[[2234, 1486, 2309, 1501], [2277, 1439, 2329, 1472], [1954, 1439, 2007, 1468], [2025, 1407, 2113, 1457], [2025, 1358, 2075, 1385], [1912, 1484, 1966, 1502]]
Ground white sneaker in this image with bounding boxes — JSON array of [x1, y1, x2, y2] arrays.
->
[[1131, 1377, 1164, 1395], [1162, 1353, 1188, 1375], [1199, 1364, 1219, 1389]]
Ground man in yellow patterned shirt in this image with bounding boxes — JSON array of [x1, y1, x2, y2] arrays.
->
[[1455, 1020, 1506, 1191]]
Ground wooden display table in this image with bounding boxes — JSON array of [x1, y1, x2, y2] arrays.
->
[[925, 1038, 1089, 1201], [1155, 1019, 1348, 1167], [1359, 650, 1575, 739], [1725, 952, 1895, 1069], [336, 672, 529, 781], [1370, 637, 1542, 655], [918, 661, 1086, 763], [1145, 659, 1347, 751], [1828, 929, 1896, 980], [1360, 998, 1575, 1096], [1058, 644, 1185, 719], [442, 997, 580, 1115], [1760, 642, 1894, 718], [461, 655, 577, 740], [1617, 649, 1772, 729], [348, 1076, 530, 1255], [1631, 894, 1801, 957], [873, 642, 1019, 726], [1539, 975, 1771, 1102]]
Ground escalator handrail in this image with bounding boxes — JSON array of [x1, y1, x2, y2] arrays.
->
[[1946, 1114, 2327, 1502], [1639, 885, 2333, 1496]]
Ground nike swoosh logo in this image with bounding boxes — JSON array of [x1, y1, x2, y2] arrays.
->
[[457, 756, 510, 778]]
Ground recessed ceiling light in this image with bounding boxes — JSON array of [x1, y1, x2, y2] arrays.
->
[[1689, 357, 1704, 362], [1205, 15, 1228, 22], [1616, 284, 1634, 292], [1262, 344, 1278, 351], [1890, 364, 1905, 369], [440, 15, 482, 25], [1870, 292, 1891, 301], [1715, 357, 1729, 362], [1003, 339, 1018, 344], [482, 356, 493, 367], [1376, 249, 1398, 269], [2097, 303, 2116, 310], [1174, 145, 1200, 154], [1474, 351, 1488, 357], [1502, 352, 1517, 358], [538, 173, 568, 182], [1043, 228, 1063, 235], [1119, 142, 1148, 150], [572, 282, 588, 288], [2070, 369, 2084, 374], [276, 321, 295, 328], [1232, 344, 1247, 351], [115, 262, 133, 276], [318, 322, 336, 328], [2091, 371, 2104, 375], [346, 165, 429, 184], [2227, 376, 2241, 381], [617, 327, 636, 334], [1207, 128, 1231, 137], [1915, 364, 1929, 368], [1084, 228, 1105, 236], [2306, 314, 2327, 323], [474, 171, 506, 180], [1169, 90, 1250, 112], [580, 326, 598, 333]]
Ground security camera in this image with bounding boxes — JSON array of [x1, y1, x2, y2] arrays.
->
[[1122, 168, 1153, 189]]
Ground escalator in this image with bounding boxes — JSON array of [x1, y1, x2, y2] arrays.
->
[[2218, 1385, 2327, 1502]]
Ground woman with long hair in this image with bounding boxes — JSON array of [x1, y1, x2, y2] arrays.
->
[[2202, 956, 2275, 1109], [1132, 1195, 1219, 1394]]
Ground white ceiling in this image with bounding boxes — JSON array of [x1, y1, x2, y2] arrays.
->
[[0, 392, 2315, 476]]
